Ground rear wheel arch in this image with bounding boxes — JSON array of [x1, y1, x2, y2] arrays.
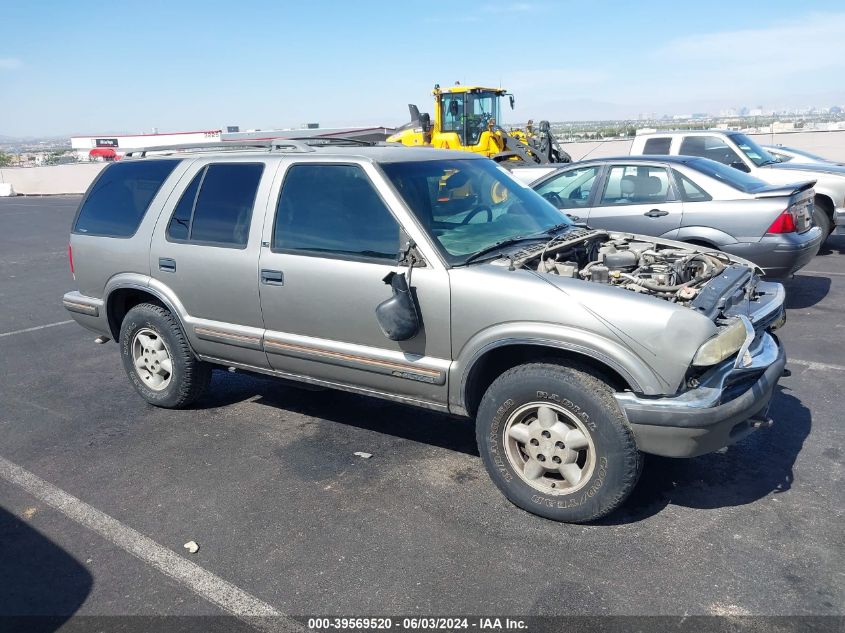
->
[[106, 286, 183, 342], [814, 193, 834, 217], [681, 237, 719, 249], [462, 343, 635, 418]]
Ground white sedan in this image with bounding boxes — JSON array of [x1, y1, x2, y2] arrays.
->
[[763, 145, 844, 167]]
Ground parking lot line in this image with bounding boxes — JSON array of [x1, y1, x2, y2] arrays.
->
[[789, 358, 845, 372], [0, 455, 304, 633], [798, 270, 845, 277], [0, 320, 74, 338]]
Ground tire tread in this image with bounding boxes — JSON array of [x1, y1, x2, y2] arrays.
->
[[120, 303, 211, 409], [477, 360, 642, 523]]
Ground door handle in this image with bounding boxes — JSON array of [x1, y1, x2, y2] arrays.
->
[[260, 269, 284, 286], [566, 213, 581, 222], [159, 257, 176, 272], [644, 209, 669, 218]]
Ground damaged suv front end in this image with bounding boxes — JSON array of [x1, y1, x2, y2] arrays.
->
[[384, 157, 788, 461], [491, 229, 786, 458], [614, 260, 787, 457], [513, 229, 787, 458]]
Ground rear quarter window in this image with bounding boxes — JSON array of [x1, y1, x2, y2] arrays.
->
[[74, 160, 180, 237]]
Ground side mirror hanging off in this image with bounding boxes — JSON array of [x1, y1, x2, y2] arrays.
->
[[375, 270, 420, 341]]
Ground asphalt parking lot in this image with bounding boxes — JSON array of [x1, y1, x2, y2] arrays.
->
[[0, 196, 843, 626]]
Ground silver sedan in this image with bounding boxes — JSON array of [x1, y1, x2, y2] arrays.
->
[[510, 155, 824, 278]]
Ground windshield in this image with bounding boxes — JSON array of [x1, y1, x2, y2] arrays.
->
[[688, 157, 770, 193], [381, 159, 572, 265], [729, 133, 777, 166], [465, 92, 500, 144]]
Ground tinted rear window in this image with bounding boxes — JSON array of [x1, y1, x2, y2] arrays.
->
[[688, 157, 768, 193], [190, 164, 263, 246], [74, 160, 179, 237], [165, 163, 264, 247], [643, 137, 671, 154]]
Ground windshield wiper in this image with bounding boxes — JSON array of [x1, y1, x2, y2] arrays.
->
[[462, 236, 544, 266], [543, 222, 573, 235]]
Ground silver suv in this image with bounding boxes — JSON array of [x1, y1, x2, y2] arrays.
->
[[64, 140, 788, 523]]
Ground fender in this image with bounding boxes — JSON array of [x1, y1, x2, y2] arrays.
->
[[449, 321, 672, 416], [103, 273, 191, 341], [813, 184, 845, 210]]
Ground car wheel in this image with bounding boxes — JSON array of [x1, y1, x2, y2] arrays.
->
[[812, 206, 832, 238], [119, 303, 212, 408], [476, 362, 641, 523]]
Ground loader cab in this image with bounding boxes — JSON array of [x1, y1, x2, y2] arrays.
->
[[437, 86, 505, 147]]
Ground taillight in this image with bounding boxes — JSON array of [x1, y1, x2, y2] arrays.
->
[[68, 243, 75, 277], [766, 210, 796, 234]]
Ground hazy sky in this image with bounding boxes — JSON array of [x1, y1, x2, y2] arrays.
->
[[2, 0, 845, 136]]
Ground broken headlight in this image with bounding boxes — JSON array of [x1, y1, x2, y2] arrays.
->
[[692, 318, 748, 367]]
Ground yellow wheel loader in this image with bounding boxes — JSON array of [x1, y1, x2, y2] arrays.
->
[[387, 83, 571, 165]]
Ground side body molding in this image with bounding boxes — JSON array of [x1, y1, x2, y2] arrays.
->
[[449, 322, 667, 416]]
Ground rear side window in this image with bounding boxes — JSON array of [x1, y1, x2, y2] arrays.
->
[[600, 165, 671, 205], [167, 170, 201, 240], [166, 163, 264, 247], [74, 160, 179, 237], [673, 170, 712, 202], [273, 164, 399, 262], [642, 137, 671, 154]]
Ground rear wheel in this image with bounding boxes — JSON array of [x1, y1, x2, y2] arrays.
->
[[812, 198, 832, 238], [119, 303, 211, 408], [476, 362, 642, 523]]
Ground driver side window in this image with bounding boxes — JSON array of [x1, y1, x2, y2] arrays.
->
[[534, 166, 600, 209]]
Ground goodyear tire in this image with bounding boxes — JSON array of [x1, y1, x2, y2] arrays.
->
[[476, 362, 641, 523], [119, 303, 211, 409]]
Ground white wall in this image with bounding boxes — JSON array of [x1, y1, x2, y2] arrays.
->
[[0, 163, 106, 195]]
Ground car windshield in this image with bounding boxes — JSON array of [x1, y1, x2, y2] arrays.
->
[[730, 133, 777, 166], [381, 158, 572, 265], [688, 157, 769, 193]]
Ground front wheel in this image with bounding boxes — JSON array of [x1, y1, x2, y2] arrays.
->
[[476, 362, 641, 522]]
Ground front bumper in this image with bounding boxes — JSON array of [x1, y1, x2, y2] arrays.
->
[[615, 332, 786, 457], [834, 206, 845, 235]]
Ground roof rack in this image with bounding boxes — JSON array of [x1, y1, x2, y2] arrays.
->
[[122, 139, 317, 158], [286, 136, 377, 147]]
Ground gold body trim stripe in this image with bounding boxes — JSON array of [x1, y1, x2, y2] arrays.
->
[[263, 339, 442, 380], [194, 327, 263, 350], [63, 300, 99, 316]]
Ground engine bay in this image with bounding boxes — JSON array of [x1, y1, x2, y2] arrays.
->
[[512, 229, 740, 305]]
